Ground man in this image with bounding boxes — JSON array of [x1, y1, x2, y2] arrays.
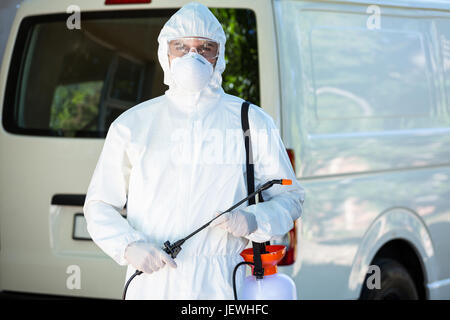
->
[[83, 2, 305, 300]]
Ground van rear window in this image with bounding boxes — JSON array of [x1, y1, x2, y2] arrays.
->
[[2, 9, 259, 138]]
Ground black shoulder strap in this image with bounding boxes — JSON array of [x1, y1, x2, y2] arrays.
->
[[241, 101, 256, 205], [241, 101, 265, 279], [241, 102, 265, 204]]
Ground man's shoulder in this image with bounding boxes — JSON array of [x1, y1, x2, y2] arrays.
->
[[222, 93, 273, 122], [222, 93, 276, 130], [112, 95, 166, 127]]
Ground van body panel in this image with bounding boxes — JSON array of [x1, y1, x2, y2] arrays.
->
[[278, 166, 450, 299], [275, 0, 450, 299], [275, 0, 450, 178]]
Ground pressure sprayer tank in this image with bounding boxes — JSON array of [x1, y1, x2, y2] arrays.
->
[[239, 245, 297, 300]]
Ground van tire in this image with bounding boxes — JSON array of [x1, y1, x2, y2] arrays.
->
[[360, 258, 419, 300]]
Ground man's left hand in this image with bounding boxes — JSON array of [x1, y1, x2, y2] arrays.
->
[[210, 209, 257, 237]]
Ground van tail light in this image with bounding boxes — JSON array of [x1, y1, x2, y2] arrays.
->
[[278, 148, 297, 266], [286, 148, 295, 173], [278, 221, 297, 266], [105, 0, 151, 5]]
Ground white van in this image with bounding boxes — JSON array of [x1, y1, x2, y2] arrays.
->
[[1, 0, 449, 300]]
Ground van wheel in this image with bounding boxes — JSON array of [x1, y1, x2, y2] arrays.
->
[[360, 258, 419, 300]]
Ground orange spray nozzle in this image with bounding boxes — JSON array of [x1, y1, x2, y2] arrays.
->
[[282, 179, 292, 185]]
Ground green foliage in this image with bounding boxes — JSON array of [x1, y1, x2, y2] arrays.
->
[[211, 8, 260, 106], [49, 81, 101, 135]]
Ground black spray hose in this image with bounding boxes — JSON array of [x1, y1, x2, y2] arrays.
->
[[232, 261, 254, 300], [122, 270, 142, 300], [121, 179, 290, 300], [124, 261, 252, 300]]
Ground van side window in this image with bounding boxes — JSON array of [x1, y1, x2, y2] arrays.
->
[[3, 9, 259, 138]]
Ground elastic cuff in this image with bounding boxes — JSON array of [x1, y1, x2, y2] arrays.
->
[[245, 231, 272, 243], [116, 231, 148, 266]]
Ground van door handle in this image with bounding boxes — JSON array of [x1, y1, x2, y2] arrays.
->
[[51, 194, 86, 206], [51, 194, 128, 210]]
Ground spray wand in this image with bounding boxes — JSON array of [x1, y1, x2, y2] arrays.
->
[[122, 178, 292, 299]]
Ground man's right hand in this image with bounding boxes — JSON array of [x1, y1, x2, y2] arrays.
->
[[124, 242, 177, 274]]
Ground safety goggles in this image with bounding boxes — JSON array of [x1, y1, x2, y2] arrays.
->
[[168, 37, 220, 60]]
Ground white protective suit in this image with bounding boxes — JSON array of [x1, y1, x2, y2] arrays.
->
[[83, 2, 305, 300]]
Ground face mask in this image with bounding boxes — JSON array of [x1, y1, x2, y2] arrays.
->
[[170, 52, 214, 92]]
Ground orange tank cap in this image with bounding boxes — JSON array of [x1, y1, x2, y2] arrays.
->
[[240, 245, 287, 276]]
